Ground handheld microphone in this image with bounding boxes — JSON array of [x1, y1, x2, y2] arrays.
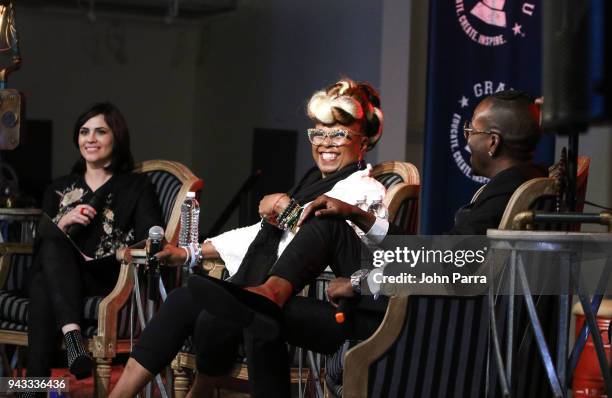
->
[[66, 188, 107, 238], [147, 226, 165, 301], [147, 225, 165, 259]]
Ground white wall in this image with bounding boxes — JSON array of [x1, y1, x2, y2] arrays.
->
[[192, 0, 383, 230], [10, 7, 201, 176], [377, 0, 429, 174]]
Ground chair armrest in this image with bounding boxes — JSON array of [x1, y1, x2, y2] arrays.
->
[[92, 259, 135, 358], [343, 296, 409, 397]]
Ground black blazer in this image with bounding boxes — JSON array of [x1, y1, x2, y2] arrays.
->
[[381, 164, 546, 238], [358, 164, 547, 313], [447, 163, 547, 235]]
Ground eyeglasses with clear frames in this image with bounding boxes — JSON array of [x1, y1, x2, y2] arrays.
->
[[306, 128, 362, 147], [463, 120, 494, 140]]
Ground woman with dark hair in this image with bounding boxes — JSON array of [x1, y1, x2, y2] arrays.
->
[[25, 102, 162, 387], [70, 102, 134, 175]]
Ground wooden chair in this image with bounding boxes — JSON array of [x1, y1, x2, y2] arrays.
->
[[342, 158, 590, 397], [0, 160, 203, 397], [170, 161, 420, 397]]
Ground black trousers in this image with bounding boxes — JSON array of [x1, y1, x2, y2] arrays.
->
[[27, 235, 119, 376], [132, 217, 385, 396]]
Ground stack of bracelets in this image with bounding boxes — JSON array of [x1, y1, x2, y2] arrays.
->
[[180, 241, 203, 268], [276, 197, 304, 231]]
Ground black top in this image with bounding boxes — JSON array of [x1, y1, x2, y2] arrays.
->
[[42, 172, 163, 259], [384, 164, 547, 237], [447, 163, 547, 235], [366, 164, 547, 313]]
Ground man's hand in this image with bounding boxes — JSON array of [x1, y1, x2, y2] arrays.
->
[[326, 277, 355, 307], [298, 195, 356, 227], [155, 243, 188, 266], [298, 195, 376, 232]]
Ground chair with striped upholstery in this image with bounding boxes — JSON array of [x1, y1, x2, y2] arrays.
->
[[341, 157, 590, 398], [0, 160, 203, 397], [169, 161, 420, 398]]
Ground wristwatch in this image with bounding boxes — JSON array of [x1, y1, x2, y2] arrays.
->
[[350, 269, 370, 294]]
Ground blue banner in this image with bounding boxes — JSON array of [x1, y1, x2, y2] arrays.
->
[[420, 0, 555, 234]]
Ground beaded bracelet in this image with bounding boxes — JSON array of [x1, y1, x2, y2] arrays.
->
[[276, 198, 297, 225], [180, 246, 190, 266], [185, 244, 194, 267], [195, 242, 203, 264], [188, 242, 203, 268], [276, 199, 296, 222], [284, 206, 304, 231], [283, 205, 301, 228], [278, 202, 303, 231], [278, 206, 293, 229]]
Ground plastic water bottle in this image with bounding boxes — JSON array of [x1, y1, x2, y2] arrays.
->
[[179, 192, 199, 246], [367, 196, 388, 220]]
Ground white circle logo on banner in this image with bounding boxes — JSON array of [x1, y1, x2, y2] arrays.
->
[[455, 0, 536, 46], [449, 80, 509, 183]]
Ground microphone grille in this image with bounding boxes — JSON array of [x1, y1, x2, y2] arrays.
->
[[148, 225, 165, 240]]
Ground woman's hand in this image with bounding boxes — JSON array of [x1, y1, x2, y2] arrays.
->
[[326, 277, 355, 307], [57, 204, 97, 231], [155, 243, 188, 266], [259, 193, 290, 225]]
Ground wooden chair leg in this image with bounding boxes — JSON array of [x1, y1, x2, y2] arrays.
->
[[94, 357, 112, 398], [173, 365, 191, 398]]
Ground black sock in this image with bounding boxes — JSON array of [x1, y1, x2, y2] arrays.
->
[[63, 329, 93, 379]]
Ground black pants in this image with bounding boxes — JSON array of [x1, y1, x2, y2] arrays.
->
[[27, 235, 119, 376], [132, 217, 385, 396]]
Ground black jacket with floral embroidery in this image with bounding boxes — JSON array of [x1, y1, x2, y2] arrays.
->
[[42, 172, 163, 259]]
